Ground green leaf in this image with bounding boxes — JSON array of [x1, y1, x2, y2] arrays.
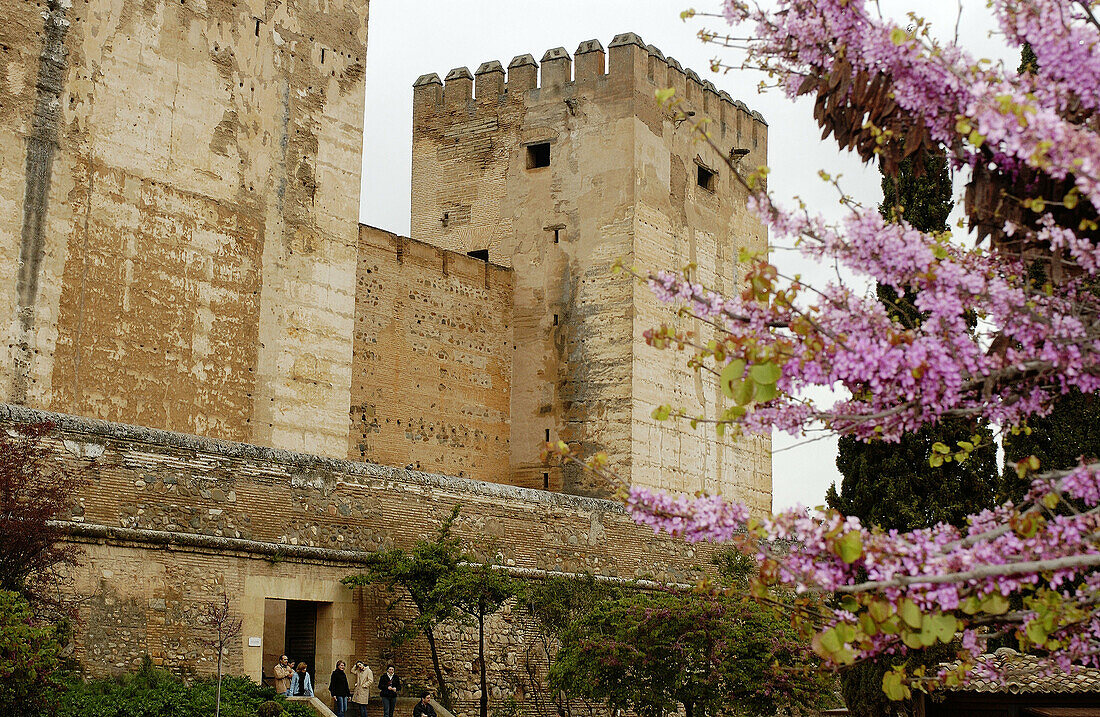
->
[[834, 531, 863, 564], [750, 362, 782, 385], [981, 593, 1010, 615], [719, 359, 746, 399], [732, 378, 755, 406], [1025, 620, 1048, 646], [959, 596, 980, 615], [927, 614, 958, 643], [651, 404, 672, 421], [900, 629, 923, 649], [868, 600, 892, 624], [898, 599, 922, 629], [882, 670, 911, 701], [889, 27, 908, 46], [754, 381, 779, 403], [655, 87, 676, 105]]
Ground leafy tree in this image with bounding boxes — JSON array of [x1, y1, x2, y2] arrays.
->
[[440, 561, 518, 717], [0, 589, 66, 717], [0, 422, 86, 606], [549, 587, 827, 717], [342, 506, 465, 710], [829, 151, 999, 534], [511, 574, 625, 717], [827, 147, 999, 717]]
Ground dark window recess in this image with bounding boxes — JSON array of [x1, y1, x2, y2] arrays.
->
[[527, 142, 551, 169], [553, 228, 560, 244], [553, 313, 558, 325], [545, 428, 550, 442], [467, 249, 489, 261], [543, 472, 550, 490], [697, 165, 716, 191], [255, 18, 261, 36]]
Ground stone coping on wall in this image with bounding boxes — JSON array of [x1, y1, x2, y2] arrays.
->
[[0, 402, 625, 515]]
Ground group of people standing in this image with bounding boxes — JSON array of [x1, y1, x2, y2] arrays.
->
[[273, 658, 415, 717]]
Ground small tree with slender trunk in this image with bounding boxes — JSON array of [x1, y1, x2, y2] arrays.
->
[[440, 561, 518, 717], [200, 592, 242, 717], [342, 505, 465, 710]]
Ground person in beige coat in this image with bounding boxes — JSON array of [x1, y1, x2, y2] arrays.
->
[[273, 655, 293, 696], [351, 661, 374, 717]]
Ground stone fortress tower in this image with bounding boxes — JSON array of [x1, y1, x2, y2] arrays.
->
[[1, 0, 369, 458], [400, 35, 770, 512], [0, 0, 771, 699]]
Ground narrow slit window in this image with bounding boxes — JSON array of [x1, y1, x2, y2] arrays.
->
[[543, 472, 550, 490], [545, 429, 551, 442], [553, 314, 558, 325], [697, 165, 716, 192], [527, 142, 551, 169], [255, 18, 261, 36], [553, 228, 560, 244]]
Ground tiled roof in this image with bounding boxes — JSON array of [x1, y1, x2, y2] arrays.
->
[[956, 648, 1100, 694]]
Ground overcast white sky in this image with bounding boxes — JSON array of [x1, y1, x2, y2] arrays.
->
[[356, 1, 1015, 511]]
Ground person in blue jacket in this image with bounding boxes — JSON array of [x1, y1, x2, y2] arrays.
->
[[289, 661, 314, 697]]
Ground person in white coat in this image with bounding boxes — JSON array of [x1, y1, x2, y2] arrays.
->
[[351, 661, 375, 717]]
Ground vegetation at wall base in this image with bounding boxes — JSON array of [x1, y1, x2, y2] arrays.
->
[[57, 657, 314, 717]]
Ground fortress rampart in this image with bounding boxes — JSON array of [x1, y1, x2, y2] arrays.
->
[[0, 402, 705, 710], [0, 0, 369, 459], [2, 1, 775, 705], [409, 34, 771, 509]]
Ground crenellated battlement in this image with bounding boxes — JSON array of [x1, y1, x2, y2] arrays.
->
[[412, 32, 766, 130]]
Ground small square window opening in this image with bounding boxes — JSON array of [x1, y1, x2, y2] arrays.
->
[[697, 165, 716, 192], [527, 143, 551, 169]]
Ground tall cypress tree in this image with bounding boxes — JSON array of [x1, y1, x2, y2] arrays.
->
[[997, 42, 1100, 501], [827, 151, 999, 534], [826, 151, 1000, 717]]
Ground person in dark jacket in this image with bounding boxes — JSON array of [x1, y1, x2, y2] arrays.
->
[[378, 664, 401, 717], [329, 660, 352, 717], [412, 691, 436, 717]]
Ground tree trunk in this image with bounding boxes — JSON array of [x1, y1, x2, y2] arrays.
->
[[479, 598, 488, 717], [215, 647, 223, 717], [424, 627, 453, 710]]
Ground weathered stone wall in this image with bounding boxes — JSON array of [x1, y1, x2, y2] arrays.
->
[[0, 0, 369, 458], [630, 47, 773, 515], [350, 226, 513, 482], [409, 36, 771, 511], [3, 403, 706, 712]]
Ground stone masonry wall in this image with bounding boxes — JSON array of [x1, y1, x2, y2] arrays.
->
[[0, 0, 369, 458], [409, 35, 771, 511], [3, 403, 708, 713], [350, 225, 513, 483], [630, 46, 772, 515]]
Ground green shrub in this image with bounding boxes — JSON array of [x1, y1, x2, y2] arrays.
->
[[0, 589, 66, 717], [57, 660, 314, 717], [257, 701, 284, 717]]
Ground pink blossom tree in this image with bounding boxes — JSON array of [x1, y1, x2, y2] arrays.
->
[[556, 0, 1100, 700]]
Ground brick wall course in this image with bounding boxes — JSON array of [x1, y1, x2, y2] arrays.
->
[[350, 226, 513, 482]]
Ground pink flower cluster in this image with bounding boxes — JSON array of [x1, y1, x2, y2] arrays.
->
[[629, 0, 1100, 693]]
